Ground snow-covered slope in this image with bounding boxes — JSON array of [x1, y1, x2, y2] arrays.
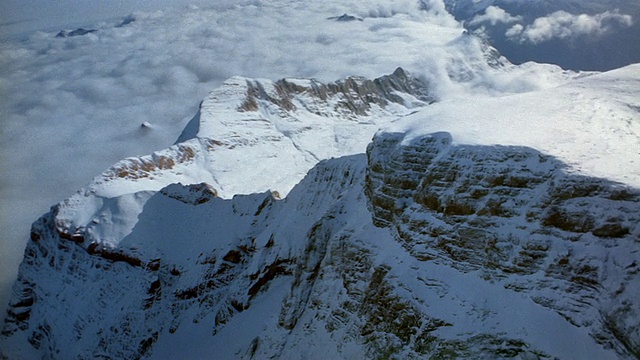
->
[[31, 68, 430, 253], [385, 64, 640, 188], [2, 62, 639, 359]]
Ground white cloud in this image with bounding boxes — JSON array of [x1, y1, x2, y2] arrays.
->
[[505, 23, 524, 38], [469, 6, 522, 26], [508, 10, 633, 43]]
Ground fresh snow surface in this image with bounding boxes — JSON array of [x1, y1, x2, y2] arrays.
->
[[385, 64, 640, 188]]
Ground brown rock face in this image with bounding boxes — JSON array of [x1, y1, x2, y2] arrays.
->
[[239, 67, 434, 117]]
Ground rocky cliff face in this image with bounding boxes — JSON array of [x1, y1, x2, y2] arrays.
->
[[366, 131, 640, 358], [2, 67, 639, 359]]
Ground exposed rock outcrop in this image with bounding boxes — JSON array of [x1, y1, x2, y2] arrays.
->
[[238, 67, 433, 117]]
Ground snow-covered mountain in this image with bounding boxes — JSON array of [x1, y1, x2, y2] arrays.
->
[[2, 60, 639, 359], [0, 0, 532, 306]]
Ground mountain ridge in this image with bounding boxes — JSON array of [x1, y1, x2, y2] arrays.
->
[[2, 65, 640, 359]]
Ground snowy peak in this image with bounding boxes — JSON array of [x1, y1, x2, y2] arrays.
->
[[27, 68, 432, 263], [384, 63, 640, 188], [192, 67, 432, 152], [91, 68, 431, 202], [236, 67, 434, 118]]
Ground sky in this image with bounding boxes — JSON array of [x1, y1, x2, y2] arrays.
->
[[456, 0, 640, 70], [0, 0, 637, 316]]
